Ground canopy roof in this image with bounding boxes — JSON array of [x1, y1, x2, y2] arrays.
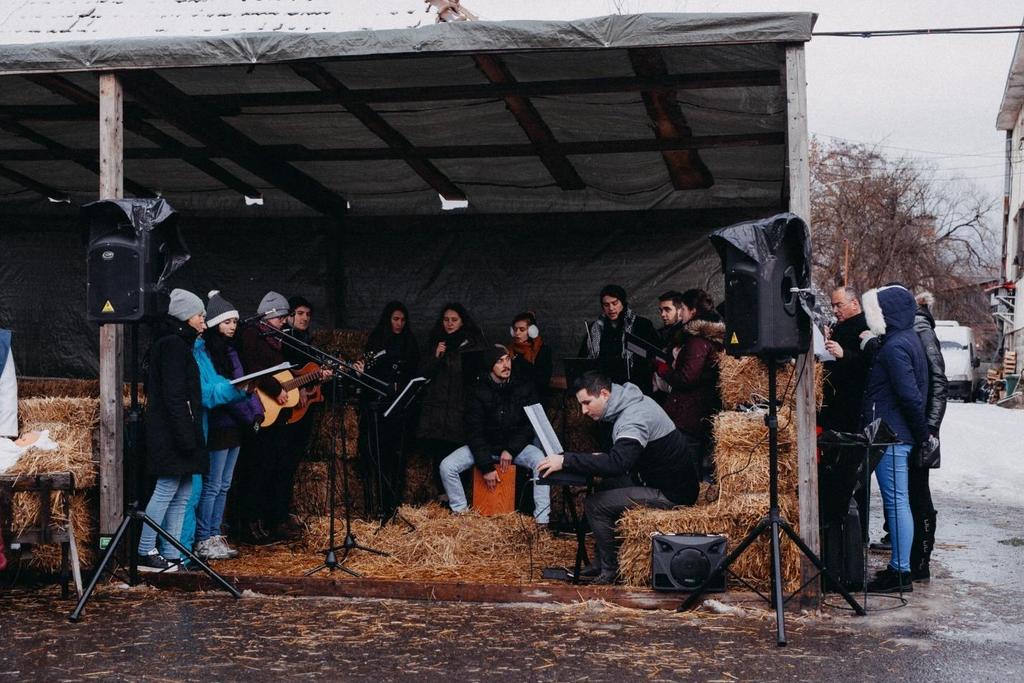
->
[[997, 18, 1024, 131], [0, 12, 815, 216]]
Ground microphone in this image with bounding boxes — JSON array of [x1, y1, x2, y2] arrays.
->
[[241, 312, 265, 325]]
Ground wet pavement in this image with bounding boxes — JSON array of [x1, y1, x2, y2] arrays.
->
[[2, 403, 1023, 681]]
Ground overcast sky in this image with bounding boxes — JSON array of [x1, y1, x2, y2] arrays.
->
[[466, 1, 1021, 222]]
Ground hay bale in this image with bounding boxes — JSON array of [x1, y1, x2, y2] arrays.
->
[[6, 398, 100, 573], [17, 377, 100, 399], [717, 356, 823, 410], [617, 493, 800, 593], [16, 378, 144, 406], [11, 398, 99, 489], [402, 451, 438, 504], [712, 408, 798, 497], [291, 458, 366, 521], [310, 329, 369, 362], [311, 403, 360, 461], [11, 492, 96, 571], [299, 504, 581, 582]]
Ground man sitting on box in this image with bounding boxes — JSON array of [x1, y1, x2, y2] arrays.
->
[[538, 370, 701, 584], [438, 344, 550, 526]]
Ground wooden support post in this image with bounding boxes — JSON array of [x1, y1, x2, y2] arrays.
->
[[785, 45, 821, 605], [98, 73, 124, 539]]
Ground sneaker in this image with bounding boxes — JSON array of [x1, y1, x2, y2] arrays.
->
[[213, 536, 240, 559], [195, 537, 230, 561], [193, 538, 216, 560], [866, 567, 913, 593], [137, 550, 179, 573]]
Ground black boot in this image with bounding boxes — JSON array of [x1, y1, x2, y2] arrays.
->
[[866, 566, 913, 593], [912, 512, 937, 582]]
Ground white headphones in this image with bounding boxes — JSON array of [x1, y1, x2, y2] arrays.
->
[[510, 315, 540, 339]]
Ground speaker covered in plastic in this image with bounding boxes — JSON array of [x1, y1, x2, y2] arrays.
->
[[710, 213, 812, 358], [84, 198, 189, 323]]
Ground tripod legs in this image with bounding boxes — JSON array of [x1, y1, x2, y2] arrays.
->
[[678, 506, 866, 646], [70, 508, 240, 622]]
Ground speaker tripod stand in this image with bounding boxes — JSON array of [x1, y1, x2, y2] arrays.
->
[[678, 355, 865, 645]]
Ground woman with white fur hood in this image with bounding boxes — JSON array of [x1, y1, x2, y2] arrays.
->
[[860, 284, 929, 593]]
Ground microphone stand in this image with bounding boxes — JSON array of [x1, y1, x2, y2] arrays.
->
[[250, 321, 390, 576]]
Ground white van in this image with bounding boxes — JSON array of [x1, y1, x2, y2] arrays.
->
[[933, 321, 979, 401]]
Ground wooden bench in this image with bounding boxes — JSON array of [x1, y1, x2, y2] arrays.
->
[[0, 471, 83, 598]]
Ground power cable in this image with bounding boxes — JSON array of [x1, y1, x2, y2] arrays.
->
[[814, 25, 1024, 38]]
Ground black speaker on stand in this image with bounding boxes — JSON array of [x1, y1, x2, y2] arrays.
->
[[678, 213, 865, 645], [85, 198, 189, 323]]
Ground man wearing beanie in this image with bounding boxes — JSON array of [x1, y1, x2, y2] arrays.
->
[[236, 291, 292, 543], [438, 344, 550, 525], [579, 284, 659, 396]]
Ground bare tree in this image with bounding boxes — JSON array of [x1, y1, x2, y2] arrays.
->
[[810, 137, 997, 336]]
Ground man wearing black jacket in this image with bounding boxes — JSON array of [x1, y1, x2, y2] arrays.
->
[[438, 345, 550, 524], [538, 371, 701, 584], [820, 286, 870, 432], [579, 284, 659, 396], [909, 291, 947, 581]]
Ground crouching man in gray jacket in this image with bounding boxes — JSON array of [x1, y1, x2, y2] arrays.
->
[[538, 371, 700, 584]]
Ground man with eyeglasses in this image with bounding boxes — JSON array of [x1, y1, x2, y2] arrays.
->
[[820, 286, 869, 433]]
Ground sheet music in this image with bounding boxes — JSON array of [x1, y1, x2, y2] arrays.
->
[[813, 326, 836, 362], [384, 377, 428, 417], [524, 403, 564, 457], [230, 362, 292, 385]]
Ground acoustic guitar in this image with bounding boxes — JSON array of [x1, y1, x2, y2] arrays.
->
[[256, 362, 326, 427]]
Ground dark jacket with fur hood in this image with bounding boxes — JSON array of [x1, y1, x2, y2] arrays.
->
[[860, 286, 928, 445], [657, 314, 725, 437]]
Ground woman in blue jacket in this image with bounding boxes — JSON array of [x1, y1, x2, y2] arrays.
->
[[860, 284, 929, 593]]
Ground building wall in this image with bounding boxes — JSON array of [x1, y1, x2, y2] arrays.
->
[[1008, 105, 1024, 370]]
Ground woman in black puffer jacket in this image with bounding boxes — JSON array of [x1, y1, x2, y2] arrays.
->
[[136, 289, 208, 572]]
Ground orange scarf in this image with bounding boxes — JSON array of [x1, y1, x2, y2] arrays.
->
[[510, 335, 543, 364]]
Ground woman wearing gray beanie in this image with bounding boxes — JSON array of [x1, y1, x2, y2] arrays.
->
[[136, 289, 209, 571]]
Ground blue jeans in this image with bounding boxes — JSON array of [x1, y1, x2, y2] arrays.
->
[[138, 475, 193, 560], [875, 443, 914, 572], [439, 444, 550, 523], [196, 447, 240, 543]]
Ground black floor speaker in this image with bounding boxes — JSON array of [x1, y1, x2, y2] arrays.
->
[[651, 534, 727, 592], [821, 497, 865, 592]]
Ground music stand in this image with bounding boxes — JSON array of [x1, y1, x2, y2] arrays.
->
[[369, 377, 430, 532]]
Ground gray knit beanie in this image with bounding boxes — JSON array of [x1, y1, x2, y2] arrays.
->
[[257, 291, 290, 320], [205, 290, 239, 328], [168, 288, 205, 322]]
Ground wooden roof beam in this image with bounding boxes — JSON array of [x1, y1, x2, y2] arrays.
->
[[0, 163, 69, 202], [473, 55, 584, 191], [629, 48, 714, 191], [24, 74, 263, 201], [116, 70, 347, 216], [0, 118, 153, 197], [0, 71, 781, 121], [0, 132, 785, 162], [290, 63, 466, 202]]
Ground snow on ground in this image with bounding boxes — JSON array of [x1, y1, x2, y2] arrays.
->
[[932, 402, 1024, 510]]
